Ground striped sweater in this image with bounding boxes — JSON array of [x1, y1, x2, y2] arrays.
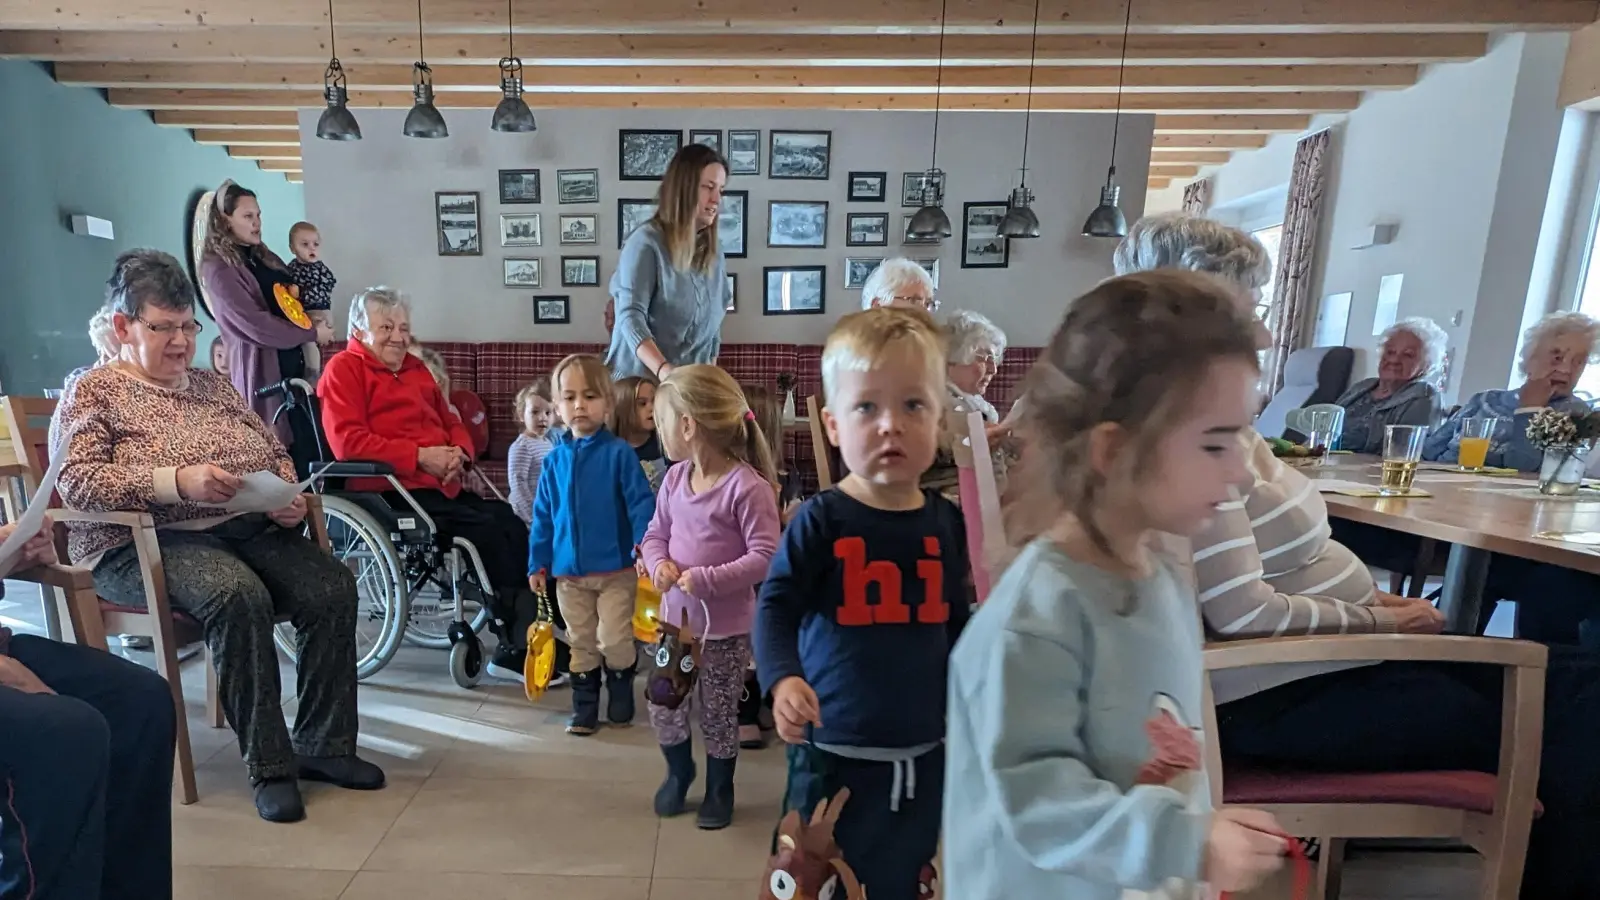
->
[[1194, 432, 1393, 703]]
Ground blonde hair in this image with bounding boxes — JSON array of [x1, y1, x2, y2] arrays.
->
[[609, 375, 658, 445], [515, 376, 552, 421], [289, 221, 319, 244], [821, 306, 946, 406], [657, 365, 778, 484], [415, 346, 451, 395], [740, 383, 785, 473], [551, 354, 614, 414], [649, 143, 725, 274], [88, 306, 118, 361]]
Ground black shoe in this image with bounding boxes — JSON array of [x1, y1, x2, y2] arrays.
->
[[486, 643, 526, 683], [297, 755, 387, 790], [567, 668, 602, 735], [253, 777, 306, 823], [697, 755, 736, 830], [604, 664, 637, 726], [654, 740, 697, 818]]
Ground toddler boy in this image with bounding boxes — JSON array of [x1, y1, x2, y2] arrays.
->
[[287, 222, 338, 379]]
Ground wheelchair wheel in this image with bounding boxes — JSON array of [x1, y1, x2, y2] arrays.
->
[[403, 575, 492, 650], [449, 636, 484, 688], [275, 494, 408, 681]]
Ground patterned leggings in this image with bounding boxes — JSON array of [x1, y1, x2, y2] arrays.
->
[[648, 635, 750, 759], [93, 514, 361, 783]]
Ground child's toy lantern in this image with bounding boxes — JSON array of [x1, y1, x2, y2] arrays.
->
[[632, 576, 660, 644], [761, 789, 865, 900]]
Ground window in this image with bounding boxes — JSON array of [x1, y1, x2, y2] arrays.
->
[[1251, 224, 1284, 325]]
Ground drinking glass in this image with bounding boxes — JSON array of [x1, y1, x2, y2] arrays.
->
[[41, 389, 63, 400], [1456, 417, 1499, 471], [1299, 408, 1344, 461], [1380, 424, 1428, 495]]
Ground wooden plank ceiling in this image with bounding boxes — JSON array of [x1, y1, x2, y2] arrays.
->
[[2, 0, 1597, 188]]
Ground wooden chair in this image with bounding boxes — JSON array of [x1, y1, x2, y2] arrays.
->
[[948, 410, 1003, 603], [805, 395, 835, 490], [2, 396, 63, 638], [1202, 634, 1546, 899]]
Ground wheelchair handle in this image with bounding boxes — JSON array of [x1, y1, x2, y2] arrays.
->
[[257, 377, 315, 400]]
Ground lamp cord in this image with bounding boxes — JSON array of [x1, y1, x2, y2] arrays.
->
[[416, 0, 426, 65], [929, 0, 949, 173], [326, 0, 338, 59], [1018, 0, 1041, 185], [1107, 0, 1133, 182], [507, 0, 515, 60]]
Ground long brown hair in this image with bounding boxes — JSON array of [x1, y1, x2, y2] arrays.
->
[[202, 180, 288, 271], [740, 383, 786, 477], [656, 365, 778, 484], [609, 375, 657, 445], [649, 143, 725, 274]]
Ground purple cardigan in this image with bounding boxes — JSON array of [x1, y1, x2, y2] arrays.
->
[[199, 251, 314, 444]]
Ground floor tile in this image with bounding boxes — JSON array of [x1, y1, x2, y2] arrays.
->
[[340, 872, 651, 900], [649, 878, 754, 900], [174, 866, 353, 900], [651, 804, 784, 881]]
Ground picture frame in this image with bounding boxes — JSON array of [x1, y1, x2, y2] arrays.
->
[[619, 129, 683, 180], [848, 171, 887, 203], [559, 213, 598, 245], [902, 213, 941, 245], [617, 198, 657, 248], [690, 129, 723, 154], [913, 257, 941, 289], [500, 212, 541, 247], [844, 257, 882, 290], [726, 129, 760, 176], [846, 212, 889, 247], [768, 130, 831, 180], [556, 168, 600, 204], [767, 200, 829, 249], [503, 257, 541, 288], [725, 273, 737, 313], [902, 171, 946, 207], [718, 190, 748, 258], [561, 255, 601, 287], [498, 169, 541, 204], [763, 265, 827, 316], [435, 191, 481, 256], [533, 295, 570, 325], [962, 201, 1011, 269]]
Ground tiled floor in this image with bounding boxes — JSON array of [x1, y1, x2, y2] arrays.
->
[[3, 581, 1482, 900]]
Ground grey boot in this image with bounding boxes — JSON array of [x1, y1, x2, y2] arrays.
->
[[653, 740, 697, 817]]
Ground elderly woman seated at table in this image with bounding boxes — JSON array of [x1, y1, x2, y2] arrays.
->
[[1422, 310, 1599, 470], [925, 309, 1008, 494], [1334, 317, 1445, 453], [859, 256, 938, 314], [51, 249, 382, 825]]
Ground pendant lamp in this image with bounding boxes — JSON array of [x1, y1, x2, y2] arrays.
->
[[403, 0, 448, 139], [1082, 0, 1134, 238], [907, 0, 953, 241], [314, 0, 361, 141], [490, 0, 536, 133], [998, 0, 1043, 238]]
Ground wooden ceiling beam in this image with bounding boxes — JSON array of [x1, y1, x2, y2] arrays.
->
[[256, 159, 302, 172], [0, 29, 1489, 65], [55, 61, 1418, 92], [1149, 164, 1203, 178], [108, 88, 1362, 114], [1150, 149, 1233, 164], [1153, 132, 1270, 149], [151, 109, 299, 127], [227, 145, 300, 159], [6, 0, 1593, 32], [285, 175, 303, 183], [1148, 178, 1173, 190], [190, 128, 301, 145], [1153, 114, 1312, 132]]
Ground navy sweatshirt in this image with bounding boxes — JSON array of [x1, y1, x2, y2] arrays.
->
[[755, 488, 971, 749], [528, 426, 656, 578]]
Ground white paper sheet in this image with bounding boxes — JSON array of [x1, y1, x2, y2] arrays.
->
[[0, 447, 67, 580], [197, 470, 313, 514]]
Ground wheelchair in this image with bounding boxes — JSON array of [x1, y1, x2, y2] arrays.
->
[[260, 378, 498, 688]]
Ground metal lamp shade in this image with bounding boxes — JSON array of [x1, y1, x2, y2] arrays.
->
[[907, 204, 952, 240], [316, 87, 362, 141], [998, 185, 1040, 238], [1081, 184, 1127, 238], [403, 65, 449, 139], [490, 59, 536, 133]]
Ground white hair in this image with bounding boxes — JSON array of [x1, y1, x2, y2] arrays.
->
[[1379, 317, 1449, 380], [941, 309, 1007, 365], [87, 306, 118, 360], [860, 257, 935, 310], [1519, 310, 1600, 376], [347, 285, 411, 339], [1113, 212, 1273, 291]]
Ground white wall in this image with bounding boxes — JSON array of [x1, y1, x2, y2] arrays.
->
[[299, 107, 1152, 345]]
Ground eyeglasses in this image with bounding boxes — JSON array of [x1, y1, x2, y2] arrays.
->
[[973, 353, 999, 367], [136, 316, 204, 337], [892, 295, 940, 312]]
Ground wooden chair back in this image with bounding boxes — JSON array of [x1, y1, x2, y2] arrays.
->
[[805, 395, 835, 490], [949, 410, 1004, 603], [2, 395, 57, 499]]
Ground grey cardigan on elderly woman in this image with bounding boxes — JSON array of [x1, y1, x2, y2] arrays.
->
[[605, 222, 727, 379], [1334, 377, 1441, 454]]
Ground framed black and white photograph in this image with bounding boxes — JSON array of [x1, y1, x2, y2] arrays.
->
[[503, 258, 541, 288], [561, 255, 600, 287], [435, 191, 481, 256], [619, 129, 683, 181], [767, 200, 829, 249], [500, 213, 541, 247], [902, 213, 941, 245], [763, 265, 826, 316], [533, 295, 570, 325], [769, 130, 831, 180], [559, 214, 598, 245], [848, 171, 886, 202], [913, 257, 941, 288], [846, 212, 889, 247], [717, 190, 748, 258], [962, 201, 1011, 269], [902, 171, 946, 207], [690, 129, 723, 154], [498, 169, 541, 204], [725, 273, 737, 312], [556, 168, 600, 204], [726, 130, 760, 175], [617, 199, 657, 248], [844, 257, 882, 290]]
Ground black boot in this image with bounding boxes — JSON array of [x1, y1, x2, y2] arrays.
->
[[654, 740, 697, 817], [567, 668, 601, 735], [604, 664, 637, 726], [697, 755, 736, 830]]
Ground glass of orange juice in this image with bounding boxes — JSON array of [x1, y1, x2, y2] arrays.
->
[[1457, 417, 1499, 471]]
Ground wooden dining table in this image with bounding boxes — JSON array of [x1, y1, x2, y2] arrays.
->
[[1303, 454, 1600, 632]]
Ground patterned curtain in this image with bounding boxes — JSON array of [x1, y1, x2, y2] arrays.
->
[[1181, 178, 1212, 215], [1265, 129, 1332, 392]]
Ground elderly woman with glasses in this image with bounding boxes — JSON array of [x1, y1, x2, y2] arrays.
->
[[51, 250, 382, 825], [924, 309, 1009, 494], [1334, 317, 1446, 454], [860, 257, 938, 313]]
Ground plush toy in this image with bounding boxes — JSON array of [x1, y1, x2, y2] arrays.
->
[[762, 789, 865, 900], [645, 606, 700, 710]]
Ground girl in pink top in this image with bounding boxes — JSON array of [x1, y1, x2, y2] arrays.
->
[[640, 364, 781, 831]]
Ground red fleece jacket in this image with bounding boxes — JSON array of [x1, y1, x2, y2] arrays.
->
[[318, 340, 475, 496]]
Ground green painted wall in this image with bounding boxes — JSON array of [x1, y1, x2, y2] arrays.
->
[[0, 60, 305, 393]]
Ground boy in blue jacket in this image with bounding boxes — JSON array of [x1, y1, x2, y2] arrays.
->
[[530, 354, 657, 735], [755, 308, 971, 900]]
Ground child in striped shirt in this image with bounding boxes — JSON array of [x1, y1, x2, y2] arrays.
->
[[509, 377, 559, 524]]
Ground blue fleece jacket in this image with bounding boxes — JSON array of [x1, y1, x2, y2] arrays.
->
[[528, 427, 656, 578]]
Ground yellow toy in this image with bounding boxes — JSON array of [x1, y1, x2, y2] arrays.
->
[[633, 576, 661, 644], [524, 587, 558, 701], [272, 282, 313, 329]]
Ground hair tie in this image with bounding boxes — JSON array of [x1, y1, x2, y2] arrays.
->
[[744, 409, 756, 422]]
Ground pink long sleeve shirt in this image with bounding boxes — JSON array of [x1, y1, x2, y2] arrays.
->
[[640, 460, 781, 640]]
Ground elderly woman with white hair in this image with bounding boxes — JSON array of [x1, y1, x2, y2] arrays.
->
[[859, 257, 938, 313], [924, 309, 1009, 493], [1421, 311, 1599, 469], [1334, 317, 1446, 454]]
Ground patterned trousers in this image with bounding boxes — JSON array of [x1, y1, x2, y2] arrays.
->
[[94, 514, 361, 783], [648, 635, 750, 759]]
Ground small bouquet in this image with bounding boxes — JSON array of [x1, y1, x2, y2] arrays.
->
[[1525, 407, 1600, 449]]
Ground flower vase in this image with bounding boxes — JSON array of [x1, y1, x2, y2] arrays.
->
[[782, 390, 797, 426], [1538, 443, 1592, 496]]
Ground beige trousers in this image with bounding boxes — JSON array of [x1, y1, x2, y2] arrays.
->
[[556, 571, 638, 672]]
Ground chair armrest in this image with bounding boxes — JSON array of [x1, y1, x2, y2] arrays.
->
[[311, 460, 396, 478], [48, 509, 156, 529], [1204, 634, 1547, 672], [8, 562, 95, 591]]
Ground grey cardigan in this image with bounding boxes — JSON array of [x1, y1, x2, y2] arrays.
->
[[605, 223, 727, 379], [1334, 377, 1441, 454]]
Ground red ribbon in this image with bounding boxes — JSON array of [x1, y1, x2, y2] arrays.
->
[[1219, 833, 1310, 900]]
